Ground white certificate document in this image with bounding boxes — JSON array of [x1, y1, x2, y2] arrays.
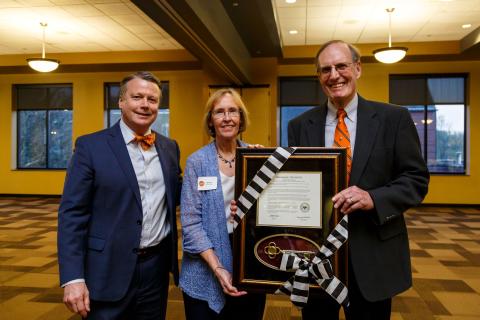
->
[[257, 171, 322, 228]]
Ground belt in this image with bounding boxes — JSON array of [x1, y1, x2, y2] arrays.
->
[[135, 242, 164, 258]]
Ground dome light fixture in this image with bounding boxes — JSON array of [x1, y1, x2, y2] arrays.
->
[[27, 22, 60, 72], [373, 8, 408, 64]]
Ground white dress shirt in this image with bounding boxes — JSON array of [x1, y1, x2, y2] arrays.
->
[[120, 119, 170, 248], [325, 94, 358, 155]]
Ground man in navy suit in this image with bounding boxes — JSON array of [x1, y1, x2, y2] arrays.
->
[[288, 41, 429, 319], [58, 71, 182, 319]]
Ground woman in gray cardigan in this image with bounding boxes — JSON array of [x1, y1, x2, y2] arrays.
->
[[179, 88, 265, 319]]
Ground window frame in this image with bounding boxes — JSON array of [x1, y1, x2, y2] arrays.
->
[[389, 73, 468, 175], [13, 83, 73, 170], [278, 76, 327, 146]]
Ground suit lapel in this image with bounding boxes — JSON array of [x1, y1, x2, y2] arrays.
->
[[305, 105, 327, 146], [107, 123, 142, 209], [154, 134, 173, 210], [350, 96, 379, 185]]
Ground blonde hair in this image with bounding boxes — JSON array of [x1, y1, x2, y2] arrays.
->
[[203, 88, 250, 137]]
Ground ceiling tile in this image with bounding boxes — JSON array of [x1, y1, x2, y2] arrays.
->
[[307, 6, 341, 18], [0, 1, 24, 8], [273, 0, 307, 8], [110, 14, 147, 26], [124, 24, 158, 36], [280, 17, 306, 33], [85, 0, 120, 4], [50, 0, 87, 4], [18, 0, 54, 6], [60, 4, 103, 17], [94, 2, 133, 15], [277, 7, 306, 19]]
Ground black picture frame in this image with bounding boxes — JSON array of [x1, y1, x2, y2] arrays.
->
[[232, 147, 348, 294]]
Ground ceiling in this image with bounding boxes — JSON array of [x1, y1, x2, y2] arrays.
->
[[1, 0, 479, 84], [0, 0, 182, 55], [1, 0, 479, 56], [273, 0, 480, 46]]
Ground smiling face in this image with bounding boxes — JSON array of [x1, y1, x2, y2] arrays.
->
[[317, 42, 361, 109], [119, 77, 160, 135], [209, 93, 241, 141]]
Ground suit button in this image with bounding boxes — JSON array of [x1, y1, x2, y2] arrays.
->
[[132, 248, 138, 254], [137, 220, 142, 225]]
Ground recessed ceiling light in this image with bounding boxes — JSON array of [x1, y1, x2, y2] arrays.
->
[[462, 24, 472, 29], [289, 29, 298, 34], [286, 0, 297, 3]]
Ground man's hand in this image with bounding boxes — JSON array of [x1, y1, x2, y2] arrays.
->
[[332, 185, 374, 214], [63, 282, 90, 318], [214, 267, 247, 297]]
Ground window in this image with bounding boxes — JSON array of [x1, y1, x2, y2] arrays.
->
[[13, 84, 73, 169], [105, 81, 170, 136], [390, 75, 467, 174], [279, 77, 326, 146]]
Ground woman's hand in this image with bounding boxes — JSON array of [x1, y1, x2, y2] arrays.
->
[[214, 266, 247, 297], [229, 200, 237, 221], [247, 144, 264, 148], [200, 249, 246, 297]]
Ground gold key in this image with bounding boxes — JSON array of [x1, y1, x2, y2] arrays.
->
[[264, 242, 282, 259]]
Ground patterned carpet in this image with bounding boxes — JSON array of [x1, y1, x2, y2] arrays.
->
[[0, 197, 479, 319]]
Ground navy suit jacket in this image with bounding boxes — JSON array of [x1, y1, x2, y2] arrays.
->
[[58, 122, 182, 302], [288, 95, 429, 301]]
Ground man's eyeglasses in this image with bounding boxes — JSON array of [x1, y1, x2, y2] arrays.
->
[[318, 62, 354, 75], [212, 110, 241, 119]]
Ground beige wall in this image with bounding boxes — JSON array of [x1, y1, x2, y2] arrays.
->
[[1, 55, 478, 204]]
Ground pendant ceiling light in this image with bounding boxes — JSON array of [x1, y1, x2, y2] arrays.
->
[[373, 8, 408, 64], [27, 22, 60, 72]]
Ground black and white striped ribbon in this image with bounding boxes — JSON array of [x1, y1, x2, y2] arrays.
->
[[275, 215, 349, 309], [232, 146, 296, 229], [232, 146, 349, 309]]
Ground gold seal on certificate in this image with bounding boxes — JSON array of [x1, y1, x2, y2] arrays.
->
[[232, 147, 348, 294]]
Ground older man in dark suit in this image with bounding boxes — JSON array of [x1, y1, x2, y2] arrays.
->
[[57, 71, 182, 319], [288, 40, 429, 320]]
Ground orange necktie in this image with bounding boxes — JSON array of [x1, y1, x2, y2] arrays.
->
[[334, 109, 352, 181], [132, 132, 156, 151]]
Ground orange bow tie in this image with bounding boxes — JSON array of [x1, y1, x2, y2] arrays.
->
[[132, 132, 156, 151]]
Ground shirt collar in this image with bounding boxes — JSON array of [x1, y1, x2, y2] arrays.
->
[[119, 119, 152, 145], [327, 93, 358, 121]]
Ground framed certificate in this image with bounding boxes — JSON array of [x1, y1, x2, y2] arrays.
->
[[257, 171, 322, 228], [232, 147, 348, 294]]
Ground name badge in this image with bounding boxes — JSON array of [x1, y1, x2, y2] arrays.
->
[[198, 176, 217, 191]]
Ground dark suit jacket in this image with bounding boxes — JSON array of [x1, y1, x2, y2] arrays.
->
[[57, 122, 182, 302], [288, 95, 429, 302]]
